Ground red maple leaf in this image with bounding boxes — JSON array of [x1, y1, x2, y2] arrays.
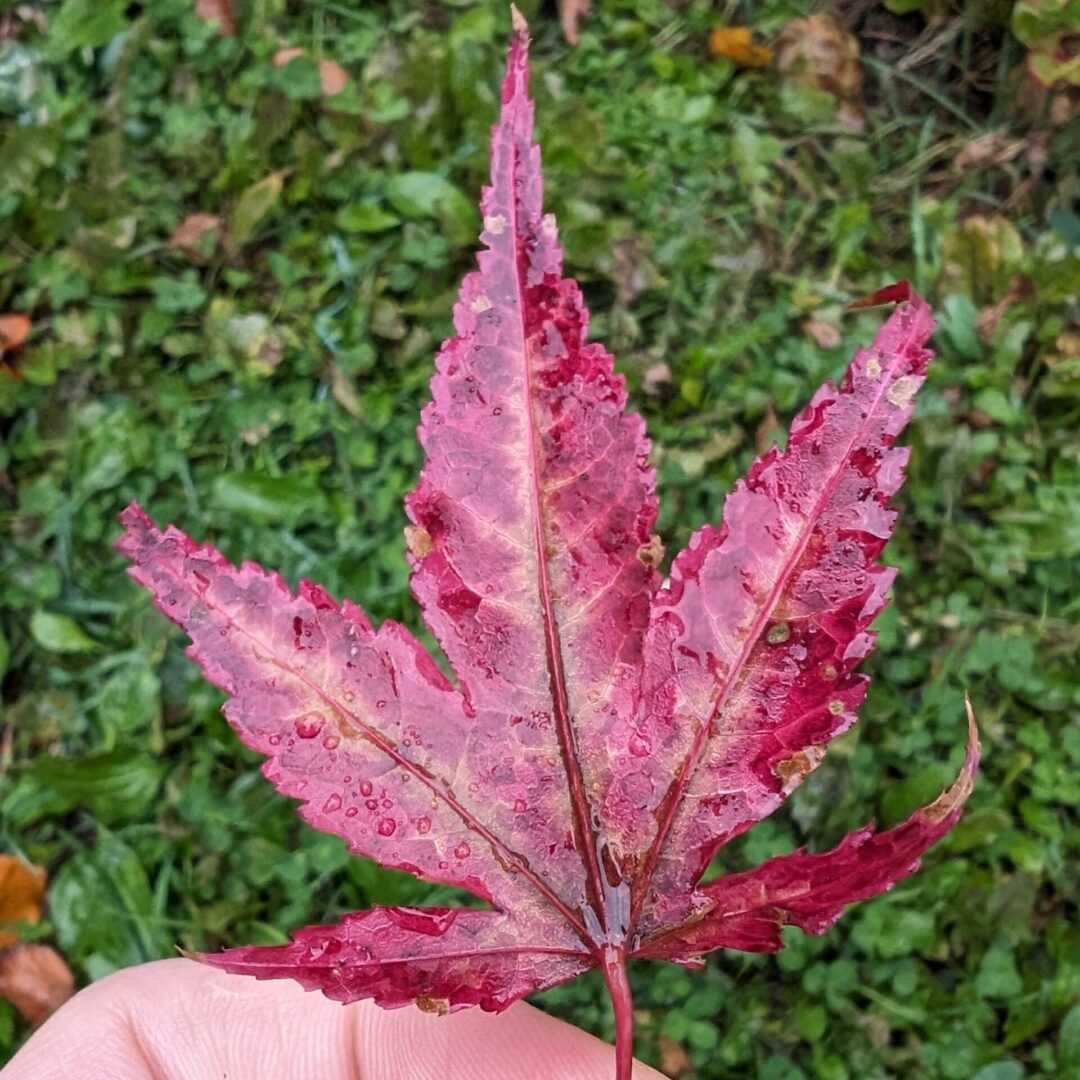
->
[[117, 17, 978, 1077]]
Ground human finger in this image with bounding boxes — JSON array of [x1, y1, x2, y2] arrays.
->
[[4, 957, 665, 1079]]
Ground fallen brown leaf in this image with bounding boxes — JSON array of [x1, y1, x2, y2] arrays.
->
[[954, 130, 1027, 173], [167, 212, 222, 263], [318, 59, 349, 98], [1049, 91, 1076, 127], [0, 855, 46, 948], [776, 14, 863, 122], [755, 401, 779, 454], [272, 48, 350, 97], [708, 26, 773, 68], [0, 314, 31, 356], [558, 0, 590, 45], [272, 46, 305, 66], [0, 944, 74, 1027], [642, 362, 672, 396], [658, 1033, 693, 1077], [611, 237, 661, 307], [195, 0, 236, 37], [805, 317, 841, 348], [329, 361, 362, 418], [0, 6, 47, 40]]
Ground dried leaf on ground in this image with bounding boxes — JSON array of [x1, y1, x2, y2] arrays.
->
[[0, 856, 46, 948], [168, 213, 222, 263], [0, 945, 74, 1027], [272, 48, 350, 97], [805, 317, 841, 348], [558, 0, 590, 45], [328, 361, 362, 418], [611, 237, 661, 307], [0, 6, 47, 40], [954, 130, 1028, 173], [0, 315, 31, 355], [776, 13, 864, 123], [318, 59, 349, 97], [708, 27, 773, 68], [642, 362, 671, 396], [194, 0, 236, 37], [658, 1033, 693, 1077]]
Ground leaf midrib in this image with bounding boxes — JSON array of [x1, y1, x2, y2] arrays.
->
[[502, 95, 610, 944]]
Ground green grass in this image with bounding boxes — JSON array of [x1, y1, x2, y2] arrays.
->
[[2, 1, 1079, 1076]]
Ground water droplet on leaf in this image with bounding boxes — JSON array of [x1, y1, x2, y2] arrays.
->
[[295, 714, 323, 739]]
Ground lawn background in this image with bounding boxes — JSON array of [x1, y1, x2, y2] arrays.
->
[[1, 1, 1078, 1077]]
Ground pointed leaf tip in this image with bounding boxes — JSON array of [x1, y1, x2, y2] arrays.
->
[[639, 701, 978, 963], [847, 280, 914, 311], [511, 4, 528, 36]]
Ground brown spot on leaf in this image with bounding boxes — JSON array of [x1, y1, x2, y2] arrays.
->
[[415, 995, 449, 1015], [405, 526, 435, 559], [886, 376, 919, 409], [637, 534, 664, 568], [775, 746, 825, 794]]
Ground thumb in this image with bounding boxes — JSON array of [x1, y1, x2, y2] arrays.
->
[[5, 957, 666, 1080]]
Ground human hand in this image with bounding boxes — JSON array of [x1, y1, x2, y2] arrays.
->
[[4, 958, 664, 1079]]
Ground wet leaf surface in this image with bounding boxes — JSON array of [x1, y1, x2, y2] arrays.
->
[[119, 22, 976, 1075]]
